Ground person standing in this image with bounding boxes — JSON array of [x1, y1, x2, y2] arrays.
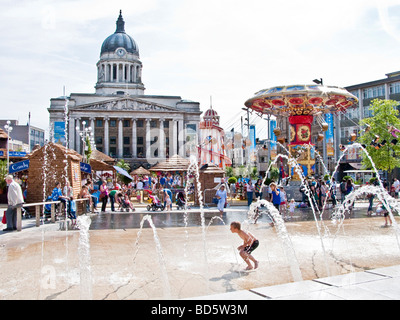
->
[[254, 179, 262, 200], [99, 180, 109, 212], [246, 180, 254, 206], [279, 185, 287, 217], [269, 182, 281, 211], [215, 185, 227, 215], [393, 178, 400, 199], [4, 175, 24, 232]]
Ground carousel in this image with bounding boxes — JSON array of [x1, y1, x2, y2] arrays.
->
[[244, 84, 358, 179]]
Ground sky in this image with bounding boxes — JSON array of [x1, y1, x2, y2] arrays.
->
[[1, 0, 400, 140]]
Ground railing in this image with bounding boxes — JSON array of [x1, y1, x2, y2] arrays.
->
[[1, 198, 90, 232]]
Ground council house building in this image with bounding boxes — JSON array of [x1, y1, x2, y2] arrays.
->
[[48, 11, 202, 169]]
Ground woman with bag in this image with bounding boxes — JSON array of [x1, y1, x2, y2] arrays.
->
[[99, 180, 109, 212]]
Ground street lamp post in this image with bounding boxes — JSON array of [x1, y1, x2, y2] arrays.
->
[[4, 120, 13, 173], [76, 121, 95, 163], [313, 78, 328, 176]]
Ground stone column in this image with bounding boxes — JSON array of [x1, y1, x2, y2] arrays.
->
[[117, 118, 123, 158], [127, 64, 131, 83], [178, 119, 184, 157], [104, 116, 109, 155], [145, 118, 151, 159], [90, 117, 95, 132], [75, 118, 81, 155], [159, 118, 165, 158], [171, 120, 178, 156], [69, 116, 75, 150], [131, 118, 137, 158]]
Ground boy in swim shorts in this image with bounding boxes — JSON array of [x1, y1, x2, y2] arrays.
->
[[230, 221, 259, 270]]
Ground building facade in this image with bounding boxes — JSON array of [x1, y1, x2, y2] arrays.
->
[[341, 71, 400, 176], [0, 120, 45, 153], [48, 11, 202, 169], [198, 107, 231, 169]]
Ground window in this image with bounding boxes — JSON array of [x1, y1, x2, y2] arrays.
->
[[137, 137, 143, 145], [186, 124, 197, 132], [96, 119, 103, 127], [350, 90, 359, 99], [110, 137, 116, 145], [95, 136, 103, 145], [110, 120, 117, 127], [123, 120, 130, 127], [109, 147, 116, 157], [390, 82, 400, 95], [150, 120, 157, 128], [363, 85, 385, 99], [363, 105, 373, 118], [137, 147, 144, 157], [123, 147, 130, 157], [137, 120, 144, 127], [123, 137, 130, 145]]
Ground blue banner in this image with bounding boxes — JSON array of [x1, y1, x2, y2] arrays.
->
[[325, 114, 334, 156], [80, 162, 92, 174], [0, 151, 3, 156], [9, 151, 27, 157], [270, 119, 277, 147], [270, 119, 277, 160], [249, 125, 257, 163], [54, 121, 66, 146], [9, 160, 29, 174]]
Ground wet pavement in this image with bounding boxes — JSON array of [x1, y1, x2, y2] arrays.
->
[[0, 202, 400, 300]]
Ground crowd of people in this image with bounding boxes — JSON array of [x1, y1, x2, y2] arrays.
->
[[3, 170, 400, 232], [225, 175, 399, 225]]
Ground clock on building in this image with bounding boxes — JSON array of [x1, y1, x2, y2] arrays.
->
[[116, 48, 126, 57]]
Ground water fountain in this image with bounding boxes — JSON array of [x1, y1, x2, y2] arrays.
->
[[133, 214, 171, 299], [3, 84, 400, 299]]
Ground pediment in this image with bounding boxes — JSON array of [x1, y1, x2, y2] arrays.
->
[[73, 98, 178, 113]]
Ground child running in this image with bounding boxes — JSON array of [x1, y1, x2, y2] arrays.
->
[[230, 221, 259, 270]]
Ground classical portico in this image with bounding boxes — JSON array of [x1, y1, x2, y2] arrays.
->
[[48, 11, 201, 168]]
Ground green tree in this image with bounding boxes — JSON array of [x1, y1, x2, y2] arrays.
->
[[225, 166, 234, 178], [359, 99, 400, 175], [0, 160, 7, 191], [116, 159, 132, 184]]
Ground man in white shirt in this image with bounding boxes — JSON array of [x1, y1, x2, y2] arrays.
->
[[4, 175, 24, 231], [393, 178, 400, 198]]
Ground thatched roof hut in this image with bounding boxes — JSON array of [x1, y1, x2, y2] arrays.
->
[[149, 154, 190, 172], [131, 166, 150, 176], [91, 149, 116, 164]]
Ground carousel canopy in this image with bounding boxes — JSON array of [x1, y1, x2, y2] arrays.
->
[[149, 154, 190, 172], [244, 84, 358, 117]]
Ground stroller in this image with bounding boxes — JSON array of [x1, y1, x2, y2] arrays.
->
[[116, 192, 134, 212], [176, 191, 186, 210], [147, 194, 165, 211]]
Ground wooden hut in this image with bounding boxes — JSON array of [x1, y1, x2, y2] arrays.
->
[[27, 142, 82, 204], [149, 154, 190, 172], [130, 166, 150, 176], [195, 163, 226, 206]]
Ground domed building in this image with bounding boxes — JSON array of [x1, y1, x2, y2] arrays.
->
[[198, 106, 231, 169], [48, 11, 201, 169]]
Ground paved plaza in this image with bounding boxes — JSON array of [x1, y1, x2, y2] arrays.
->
[[1, 202, 400, 300]]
